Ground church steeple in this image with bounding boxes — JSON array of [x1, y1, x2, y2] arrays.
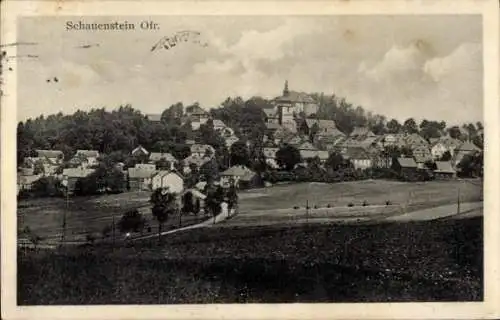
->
[[283, 80, 289, 96]]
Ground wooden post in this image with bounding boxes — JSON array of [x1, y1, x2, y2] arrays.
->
[[457, 186, 461, 215]]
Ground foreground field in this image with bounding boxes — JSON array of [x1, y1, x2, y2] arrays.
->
[[18, 216, 483, 304]]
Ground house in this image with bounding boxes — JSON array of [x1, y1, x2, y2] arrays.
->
[[127, 165, 156, 191], [392, 157, 418, 179], [148, 152, 177, 170], [342, 147, 372, 170], [212, 119, 227, 132], [186, 105, 209, 130], [18, 174, 43, 191], [313, 134, 346, 151], [221, 165, 259, 189], [298, 141, 319, 160], [131, 145, 149, 158], [377, 134, 401, 148], [273, 81, 318, 117], [263, 107, 281, 131], [191, 144, 216, 158], [151, 170, 184, 194], [62, 167, 96, 194], [349, 127, 376, 140], [71, 150, 100, 168], [284, 135, 306, 148], [412, 145, 432, 168], [434, 161, 456, 180], [146, 114, 162, 122], [224, 135, 240, 148], [22, 156, 58, 175], [453, 141, 481, 167], [182, 154, 212, 174], [301, 119, 345, 138], [430, 136, 462, 159], [35, 149, 64, 165]]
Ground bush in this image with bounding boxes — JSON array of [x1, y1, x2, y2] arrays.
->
[[326, 204, 331, 208], [347, 203, 354, 207], [362, 200, 368, 207], [386, 200, 392, 206], [293, 206, 300, 210], [313, 205, 318, 209]]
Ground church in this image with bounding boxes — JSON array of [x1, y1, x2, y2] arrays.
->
[[264, 81, 319, 133]]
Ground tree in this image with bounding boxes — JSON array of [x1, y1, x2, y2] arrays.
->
[[448, 126, 462, 139], [118, 209, 146, 234], [325, 152, 344, 171], [227, 182, 239, 214], [150, 188, 177, 241], [204, 182, 223, 223], [386, 119, 402, 134], [440, 150, 452, 161], [403, 118, 419, 134], [182, 191, 194, 214], [276, 144, 301, 171], [229, 141, 250, 166], [33, 160, 45, 175], [419, 120, 443, 140], [309, 123, 320, 143]]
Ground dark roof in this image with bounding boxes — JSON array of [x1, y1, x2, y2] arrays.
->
[[396, 157, 418, 168], [434, 161, 456, 173], [274, 91, 315, 103], [128, 167, 156, 179], [343, 147, 370, 160], [35, 150, 63, 158], [457, 141, 480, 152], [350, 127, 375, 137], [146, 114, 162, 122], [185, 105, 207, 116], [75, 150, 99, 158]]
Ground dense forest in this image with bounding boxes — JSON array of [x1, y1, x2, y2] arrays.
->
[[17, 94, 484, 168]]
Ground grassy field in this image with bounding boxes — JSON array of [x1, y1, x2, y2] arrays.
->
[[18, 216, 483, 304], [17, 179, 483, 243], [227, 179, 483, 226], [18, 191, 209, 244]]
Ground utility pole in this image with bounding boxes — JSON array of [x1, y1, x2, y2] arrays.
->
[[61, 176, 69, 244]]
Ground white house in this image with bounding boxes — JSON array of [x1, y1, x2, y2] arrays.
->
[[151, 171, 184, 194]]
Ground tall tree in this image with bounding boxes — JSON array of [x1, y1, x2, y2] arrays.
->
[[229, 141, 250, 166], [403, 118, 419, 134], [150, 188, 176, 241], [276, 144, 302, 171]]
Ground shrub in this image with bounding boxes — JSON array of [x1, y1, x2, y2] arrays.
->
[[326, 204, 331, 208], [347, 203, 354, 207], [293, 206, 300, 210], [313, 205, 318, 209], [362, 201, 368, 207], [386, 200, 392, 206]]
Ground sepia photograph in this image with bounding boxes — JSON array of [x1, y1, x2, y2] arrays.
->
[[1, 1, 499, 319]]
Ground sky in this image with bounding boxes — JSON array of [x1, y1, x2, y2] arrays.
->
[[14, 15, 483, 125]]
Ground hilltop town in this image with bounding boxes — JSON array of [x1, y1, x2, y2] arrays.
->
[[17, 81, 484, 198]]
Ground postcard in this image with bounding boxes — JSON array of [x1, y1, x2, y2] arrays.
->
[[1, 0, 499, 319]]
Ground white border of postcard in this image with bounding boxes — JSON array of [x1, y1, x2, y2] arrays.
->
[[2, 0, 500, 319]]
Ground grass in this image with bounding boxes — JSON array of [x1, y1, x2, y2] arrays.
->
[[238, 180, 482, 211], [18, 191, 209, 244], [18, 216, 483, 304]]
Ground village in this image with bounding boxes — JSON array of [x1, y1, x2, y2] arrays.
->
[[17, 81, 483, 200]]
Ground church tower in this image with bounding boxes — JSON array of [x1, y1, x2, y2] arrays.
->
[[283, 80, 289, 97]]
